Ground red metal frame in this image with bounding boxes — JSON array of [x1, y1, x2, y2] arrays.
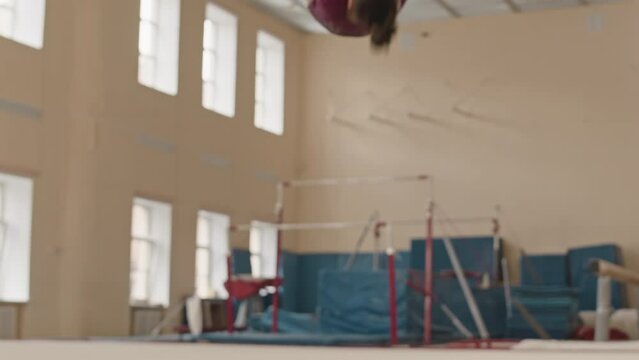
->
[[424, 202, 434, 345], [227, 175, 432, 339], [271, 206, 285, 333], [225, 256, 234, 333], [224, 255, 283, 333], [387, 250, 399, 346]]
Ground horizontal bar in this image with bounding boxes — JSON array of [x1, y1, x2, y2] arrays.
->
[[590, 259, 639, 286], [281, 174, 429, 188], [231, 216, 495, 233], [381, 217, 495, 227], [231, 221, 372, 232]]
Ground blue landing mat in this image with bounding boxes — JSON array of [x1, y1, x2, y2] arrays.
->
[[125, 332, 420, 346]]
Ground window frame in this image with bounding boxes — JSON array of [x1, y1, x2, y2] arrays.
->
[[201, 2, 238, 117], [254, 46, 266, 129], [129, 198, 172, 308], [137, 0, 181, 96], [138, 0, 161, 89], [249, 220, 278, 279], [130, 203, 156, 306], [195, 210, 229, 299], [0, 0, 17, 39], [254, 30, 285, 136], [0, 0, 46, 49], [0, 173, 34, 303], [201, 18, 218, 112], [195, 214, 213, 298]]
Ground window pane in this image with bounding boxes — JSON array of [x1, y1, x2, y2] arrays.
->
[[196, 275, 210, 298], [254, 102, 264, 127], [202, 82, 216, 110], [196, 248, 210, 278], [138, 56, 156, 87], [138, 20, 157, 56], [255, 74, 265, 103], [0, 9, 14, 38], [249, 228, 261, 254], [0, 183, 5, 219], [256, 48, 265, 74], [132, 204, 151, 238], [197, 217, 211, 247], [0, 222, 6, 260], [250, 255, 261, 278], [249, 222, 278, 279], [211, 249, 229, 299], [202, 50, 216, 82], [255, 31, 285, 135], [130, 271, 149, 302], [203, 19, 217, 51], [131, 239, 152, 272], [140, 0, 158, 22]]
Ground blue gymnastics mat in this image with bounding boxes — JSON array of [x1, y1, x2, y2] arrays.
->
[[122, 332, 420, 347], [196, 331, 420, 346]]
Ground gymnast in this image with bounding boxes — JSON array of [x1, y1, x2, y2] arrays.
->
[[308, 0, 407, 48]]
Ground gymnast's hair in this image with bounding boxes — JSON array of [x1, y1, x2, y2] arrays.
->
[[355, 0, 399, 49]]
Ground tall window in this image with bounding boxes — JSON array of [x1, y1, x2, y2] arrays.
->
[[249, 221, 278, 279], [0, 0, 46, 49], [202, 2, 237, 118], [130, 198, 172, 307], [0, 0, 16, 39], [0, 173, 34, 303], [254, 31, 285, 136], [195, 211, 230, 299], [138, 0, 180, 95]]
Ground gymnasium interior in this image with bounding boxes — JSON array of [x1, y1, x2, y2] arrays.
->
[[1, 0, 639, 358]]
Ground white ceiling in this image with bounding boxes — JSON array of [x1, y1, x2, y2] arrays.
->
[[248, 0, 624, 33]]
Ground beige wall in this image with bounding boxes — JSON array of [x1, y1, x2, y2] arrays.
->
[[297, 0, 639, 286], [0, 0, 304, 338], [2, 0, 639, 339]]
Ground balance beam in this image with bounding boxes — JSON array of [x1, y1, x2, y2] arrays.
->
[[589, 259, 639, 342], [589, 260, 639, 286]]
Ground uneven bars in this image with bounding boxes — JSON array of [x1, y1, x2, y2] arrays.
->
[[280, 174, 429, 188]]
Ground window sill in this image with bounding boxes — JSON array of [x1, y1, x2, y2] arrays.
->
[[200, 297, 228, 303], [0, 35, 44, 50], [137, 82, 179, 98], [254, 125, 284, 137], [202, 106, 235, 120], [130, 304, 166, 310], [0, 301, 27, 306]]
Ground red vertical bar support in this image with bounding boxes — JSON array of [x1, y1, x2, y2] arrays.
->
[[492, 217, 501, 282], [424, 202, 434, 345], [387, 249, 399, 346], [271, 208, 284, 333], [226, 255, 234, 334]]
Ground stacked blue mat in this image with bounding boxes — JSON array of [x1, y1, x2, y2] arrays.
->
[[511, 244, 626, 339], [512, 254, 577, 339], [247, 269, 416, 344], [409, 237, 506, 341], [568, 244, 626, 310], [507, 286, 580, 339], [317, 270, 409, 336], [239, 242, 626, 344]]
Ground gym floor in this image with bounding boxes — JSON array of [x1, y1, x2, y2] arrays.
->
[[2, 0, 639, 354], [2, 341, 639, 360]]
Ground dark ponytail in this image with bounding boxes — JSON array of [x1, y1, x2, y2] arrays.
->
[[356, 0, 398, 48]]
